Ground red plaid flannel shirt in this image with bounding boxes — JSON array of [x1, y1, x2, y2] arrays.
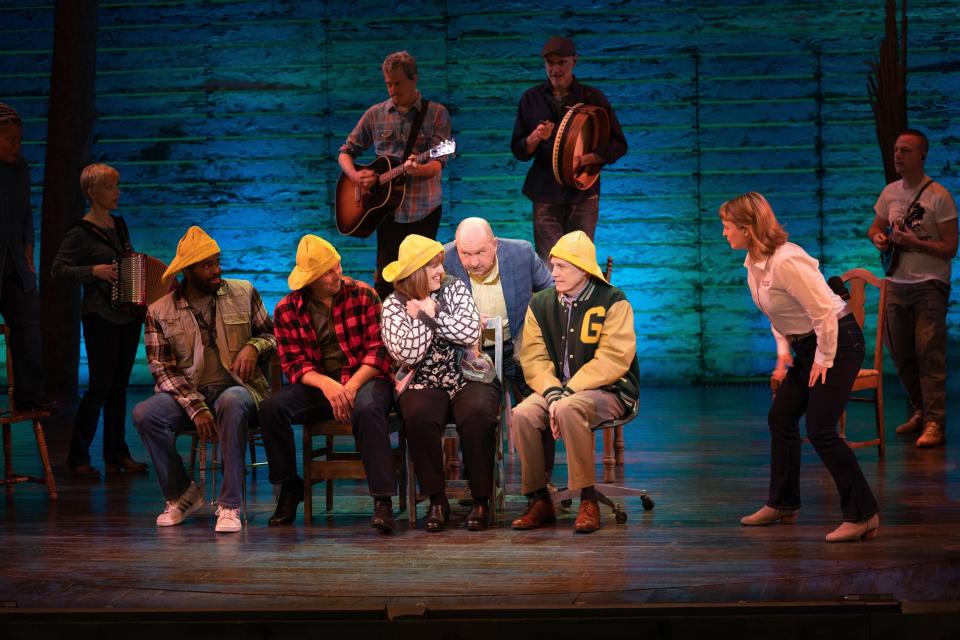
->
[[273, 276, 391, 384]]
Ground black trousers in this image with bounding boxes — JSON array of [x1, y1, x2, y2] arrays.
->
[[397, 381, 500, 499], [67, 314, 141, 467], [767, 314, 879, 522], [258, 377, 396, 497], [0, 269, 44, 405], [375, 206, 442, 301]]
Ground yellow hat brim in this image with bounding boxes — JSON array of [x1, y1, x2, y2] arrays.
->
[[549, 246, 608, 284], [382, 240, 444, 283]]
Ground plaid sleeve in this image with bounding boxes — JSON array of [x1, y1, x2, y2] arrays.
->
[[353, 283, 392, 377], [247, 287, 276, 355], [273, 294, 315, 384], [339, 107, 375, 158], [143, 307, 209, 420]]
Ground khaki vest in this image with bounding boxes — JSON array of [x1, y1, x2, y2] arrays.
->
[[150, 279, 271, 405]]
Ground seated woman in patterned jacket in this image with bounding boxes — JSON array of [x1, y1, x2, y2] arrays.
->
[[380, 234, 501, 532]]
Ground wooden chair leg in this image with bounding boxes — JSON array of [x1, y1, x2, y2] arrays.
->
[[189, 434, 198, 472], [875, 385, 886, 458], [3, 424, 12, 496], [406, 444, 417, 525], [614, 424, 625, 466], [303, 428, 312, 525], [396, 436, 407, 513], [602, 428, 615, 482], [32, 419, 57, 499]]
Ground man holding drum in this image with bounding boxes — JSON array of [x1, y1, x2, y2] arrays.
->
[[510, 36, 628, 261]]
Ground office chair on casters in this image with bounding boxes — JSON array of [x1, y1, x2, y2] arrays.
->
[[551, 398, 653, 524]]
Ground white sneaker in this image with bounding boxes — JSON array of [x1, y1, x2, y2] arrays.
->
[[215, 506, 242, 533], [156, 482, 204, 527]]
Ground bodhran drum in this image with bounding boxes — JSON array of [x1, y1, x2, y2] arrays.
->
[[551, 102, 611, 191]]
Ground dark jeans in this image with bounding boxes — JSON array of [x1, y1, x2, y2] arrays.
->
[[532, 197, 599, 261], [67, 314, 142, 467], [258, 377, 396, 497], [0, 269, 44, 405], [397, 381, 501, 499], [885, 279, 949, 427], [375, 206, 442, 301], [767, 314, 878, 522]]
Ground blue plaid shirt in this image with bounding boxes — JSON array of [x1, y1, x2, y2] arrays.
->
[[339, 93, 451, 223]]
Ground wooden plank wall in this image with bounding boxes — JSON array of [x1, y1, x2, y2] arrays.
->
[[2, 0, 958, 385]]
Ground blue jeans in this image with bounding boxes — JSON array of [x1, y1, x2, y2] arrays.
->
[[885, 279, 950, 427], [133, 386, 255, 509]]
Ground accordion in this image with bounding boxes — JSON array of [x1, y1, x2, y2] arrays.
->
[[111, 252, 169, 310], [551, 102, 611, 191]]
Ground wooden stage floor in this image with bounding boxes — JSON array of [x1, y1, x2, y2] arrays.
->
[[2, 385, 959, 615]]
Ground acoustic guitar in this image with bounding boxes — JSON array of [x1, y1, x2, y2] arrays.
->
[[880, 200, 927, 276], [879, 179, 932, 276], [335, 139, 456, 237]]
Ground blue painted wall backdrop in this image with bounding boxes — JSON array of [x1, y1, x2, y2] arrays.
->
[[3, 0, 958, 385]]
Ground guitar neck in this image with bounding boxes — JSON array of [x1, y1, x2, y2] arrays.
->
[[378, 148, 434, 185]]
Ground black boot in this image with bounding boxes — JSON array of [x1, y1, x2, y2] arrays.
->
[[268, 479, 304, 526]]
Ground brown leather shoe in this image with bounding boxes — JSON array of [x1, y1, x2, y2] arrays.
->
[[511, 498, 556, 530], [69, 464, 101, 480], [895, 411, 923, 435], [574, 499, 601, 534], [916, 421, 945, 448]]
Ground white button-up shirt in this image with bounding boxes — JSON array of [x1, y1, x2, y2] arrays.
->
[[744, 242, 846, 367]]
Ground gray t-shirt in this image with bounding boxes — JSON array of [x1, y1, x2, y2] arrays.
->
[[874, 177, 958, 284]]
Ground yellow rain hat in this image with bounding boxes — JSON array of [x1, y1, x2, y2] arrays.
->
[[161, 226, 221, 286], [381, 234, 444, 283], [287, 234, 341, 291], [548, 230, 608, 284]]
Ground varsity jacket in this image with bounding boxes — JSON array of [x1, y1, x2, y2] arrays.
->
[[520, 278, 639, 410]]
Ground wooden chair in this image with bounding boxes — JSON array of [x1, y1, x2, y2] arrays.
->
[[404, 316, 509, 526], [769, 267, 886, 457], [838, 268, 887, 457], [0, 323, 57, 499], [302, 416, 407, 524]]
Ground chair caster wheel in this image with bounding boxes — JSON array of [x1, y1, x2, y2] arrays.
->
[[641, 495, 654, 510], [615, 511, 627, 524], [560, 499, 572, 508]]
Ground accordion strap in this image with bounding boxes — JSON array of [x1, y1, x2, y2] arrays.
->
[[77, 215, 132, 256]]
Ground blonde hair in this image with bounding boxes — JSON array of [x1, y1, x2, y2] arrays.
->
[[718, 192, 788, 260], [80, 163, 119, 200], [394, 252, 443, 300]]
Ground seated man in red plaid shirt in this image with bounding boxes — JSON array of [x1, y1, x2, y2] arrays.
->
[[259, 235, 396, 531]]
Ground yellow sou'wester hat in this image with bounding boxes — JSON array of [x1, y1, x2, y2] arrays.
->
[[287, 234, 341, 291], [161, 226, 221, 286], [381, 234, 444, 283], [548, 230, 608, 284]]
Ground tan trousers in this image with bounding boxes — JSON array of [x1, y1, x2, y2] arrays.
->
[[512, 389, 624, 495]]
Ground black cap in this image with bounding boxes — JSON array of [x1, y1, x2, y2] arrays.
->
[[541, 36, 576, 58]]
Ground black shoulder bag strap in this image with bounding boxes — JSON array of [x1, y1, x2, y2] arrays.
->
[[402, 98, 430, 161]]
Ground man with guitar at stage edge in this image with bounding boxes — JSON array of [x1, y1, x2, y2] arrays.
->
[[337, 50, 451, 301], [868, 129, 958, 448], [510, 36, 627, 261]]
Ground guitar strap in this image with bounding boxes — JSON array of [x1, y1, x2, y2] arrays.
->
[[903, 179, 934, 221], [402, 98, 430, 161]]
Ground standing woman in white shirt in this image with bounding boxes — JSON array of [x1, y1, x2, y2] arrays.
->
[[720, 192, 879, 542]]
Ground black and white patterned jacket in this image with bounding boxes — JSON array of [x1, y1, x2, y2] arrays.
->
[[381, 276, 481, 397]]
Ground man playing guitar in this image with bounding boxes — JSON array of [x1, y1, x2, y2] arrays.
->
[[337, 51, 452, 301], [867, 129, 958, 448]]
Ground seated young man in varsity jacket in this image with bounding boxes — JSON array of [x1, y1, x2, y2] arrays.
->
[[133, 226, 276, 533], [511, 231, 639, 534]]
